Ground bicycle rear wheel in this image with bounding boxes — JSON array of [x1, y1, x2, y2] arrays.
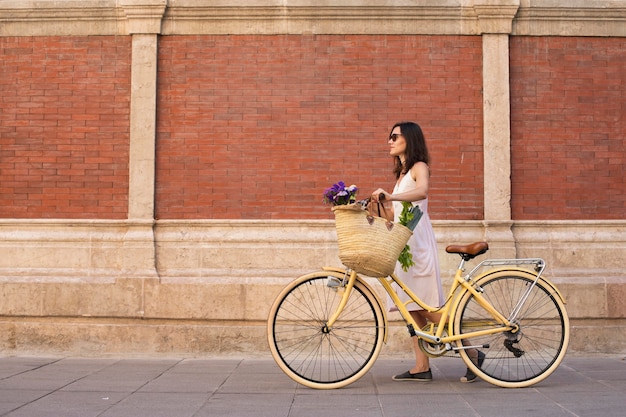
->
[[454, 270, 569, 388], [267, 270, 385, 389]]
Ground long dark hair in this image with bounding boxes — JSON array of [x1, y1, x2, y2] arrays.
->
[[391, 121, 430, 179]]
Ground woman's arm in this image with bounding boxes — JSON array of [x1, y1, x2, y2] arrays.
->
[[371, 162, 429, 203]]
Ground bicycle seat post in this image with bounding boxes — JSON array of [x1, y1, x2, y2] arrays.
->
[[457, 257, 467, 273]]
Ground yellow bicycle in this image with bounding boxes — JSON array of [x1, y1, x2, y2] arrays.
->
[[267, 240, 570, 389]]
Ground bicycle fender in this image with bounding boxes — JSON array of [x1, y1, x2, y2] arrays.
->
[[471, 267, 567, 305], [321, 267, 390, 343], [537, 276, 567, 304]]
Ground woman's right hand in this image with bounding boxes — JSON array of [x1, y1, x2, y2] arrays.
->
[[371, 188, 391, 203]]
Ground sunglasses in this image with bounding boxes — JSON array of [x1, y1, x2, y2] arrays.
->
[[389, 133, 402, 142]]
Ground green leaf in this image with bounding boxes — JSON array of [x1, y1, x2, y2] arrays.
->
[[398, 245, 415, 272], [398, 201, 413, 227], [398, 201, 423, 231]]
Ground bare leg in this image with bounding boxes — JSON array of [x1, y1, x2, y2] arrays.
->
[[460, 341, 484, 383], [408, 310, 442, 373], [461, 339, 480, 362], [393, 310, 444, 381], [408, 310, 482, 382]]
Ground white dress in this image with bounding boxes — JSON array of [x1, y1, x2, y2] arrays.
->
[[388, 173, 443, 311]]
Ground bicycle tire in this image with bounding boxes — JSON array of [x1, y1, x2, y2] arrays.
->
[[453, 270, 569, 388], [267, 270, 385, 389]]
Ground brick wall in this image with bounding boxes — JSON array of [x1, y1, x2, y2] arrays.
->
[[155, 35, 484, 220], [6, 34, 622, 222], [0, 36, 131, 219], [510, 37, 626, 220]]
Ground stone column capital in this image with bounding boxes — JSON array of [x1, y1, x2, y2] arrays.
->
[[120, 0, 167, 34], [471, 0, 520, 34]]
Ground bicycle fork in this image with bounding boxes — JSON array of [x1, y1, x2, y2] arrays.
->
[[323, 269, 359, 332]]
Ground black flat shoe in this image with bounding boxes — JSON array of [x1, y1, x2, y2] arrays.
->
[[460, 351, 486, 383], [392, 369, 433, 381]]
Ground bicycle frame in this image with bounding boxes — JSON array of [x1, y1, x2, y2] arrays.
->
[[324, 256, 551, 351]]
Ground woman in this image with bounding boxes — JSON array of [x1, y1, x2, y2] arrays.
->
[[372, 121, 484, 382], [371, 121, 443, 381]]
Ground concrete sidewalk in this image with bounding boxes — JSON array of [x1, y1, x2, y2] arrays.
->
[[0, 355, 624, 417]]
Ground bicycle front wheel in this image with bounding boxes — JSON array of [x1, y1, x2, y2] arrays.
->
[[454, 270, 569, 388], [267, 270, 385, 389]]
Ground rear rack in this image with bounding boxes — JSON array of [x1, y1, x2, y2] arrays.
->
[[465, 258, 547, 323], [466, 258, 545, 279]]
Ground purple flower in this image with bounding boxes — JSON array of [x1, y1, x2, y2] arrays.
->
[[323, 181, 358, 206]]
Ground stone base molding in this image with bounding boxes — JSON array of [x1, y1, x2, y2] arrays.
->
[[1, 220, 624, 355]]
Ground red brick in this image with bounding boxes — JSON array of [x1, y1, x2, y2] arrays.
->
[[154, 35, 483, 220], [0, 35, 131, 219], [12, 33, 621, 222], [511, 37, 625, 220]]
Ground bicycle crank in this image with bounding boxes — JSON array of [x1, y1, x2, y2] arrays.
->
[[417, 324, 451, 357], [452, 343, 490, 351]]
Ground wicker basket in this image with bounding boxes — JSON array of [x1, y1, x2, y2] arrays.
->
[[332, 204, 413, 277]]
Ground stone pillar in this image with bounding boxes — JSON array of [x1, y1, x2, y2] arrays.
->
[[128, 34, 159, 220], [121, 0, 166, 220], [474, 0, 520, 257], [120, 0, 166, 277]]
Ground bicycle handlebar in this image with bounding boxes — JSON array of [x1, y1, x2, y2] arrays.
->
[[357, 194, 386, 206]]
